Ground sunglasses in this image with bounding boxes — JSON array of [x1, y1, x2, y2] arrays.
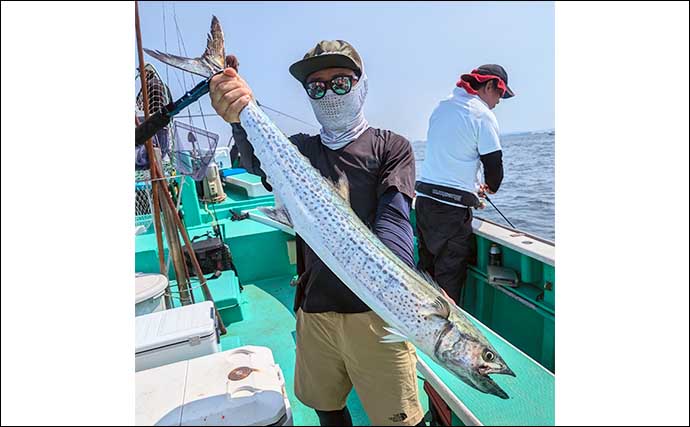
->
[[304, 75, 358, 100]]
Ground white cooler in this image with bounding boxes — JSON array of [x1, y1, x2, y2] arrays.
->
[[135, 301, 220, 372], [135, 273, 168, 316], [136, 346, 292, 426]]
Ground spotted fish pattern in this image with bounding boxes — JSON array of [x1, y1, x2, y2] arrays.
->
[[239, 102, 516, 399]]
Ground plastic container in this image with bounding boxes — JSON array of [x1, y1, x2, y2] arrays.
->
[[136, 346, 292, 426], [489, 243, 503, 266], [213, 147, 232, 169], [135, 273, 168, 316], [219, 167, 246, 178], [135, 301, 220, 372]]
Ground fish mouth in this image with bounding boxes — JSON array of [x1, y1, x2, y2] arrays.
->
[[498, 365, 516, 377], [480, 375, 511, 400], [475, 365, 515, 399], [445, 360, 513, 399], [477, 364, 516, 378]]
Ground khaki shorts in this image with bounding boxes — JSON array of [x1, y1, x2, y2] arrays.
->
[[294, 309, 423, 426]]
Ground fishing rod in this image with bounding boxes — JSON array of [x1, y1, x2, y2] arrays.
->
[[483, 195, 516, 229], [134, 76, 319, 146], [135, 74, 218, 146], [136, 13, 321, 145]]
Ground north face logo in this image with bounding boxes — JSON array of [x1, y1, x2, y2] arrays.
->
[[389, 412, 408, 422]]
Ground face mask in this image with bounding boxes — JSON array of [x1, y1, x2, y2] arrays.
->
[[309, 73, 369, 150]]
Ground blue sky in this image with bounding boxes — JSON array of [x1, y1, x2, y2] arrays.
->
[[137, 1, 554, 146]]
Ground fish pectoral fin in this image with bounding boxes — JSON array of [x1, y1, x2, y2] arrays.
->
[[430, 295, 451, 320], [419, 294, 451, 322], [380, 326, 409, 344], [417, 269, 458, 315], [381, 334, 407, 344], [258, 207, 293, 228]]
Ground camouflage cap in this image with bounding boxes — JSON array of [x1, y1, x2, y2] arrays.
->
[[289, 40, 363, 84]]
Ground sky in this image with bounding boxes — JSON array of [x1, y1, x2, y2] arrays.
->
[[137, 1, 554, 147]]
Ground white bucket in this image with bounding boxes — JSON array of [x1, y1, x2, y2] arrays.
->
[[135, 273, 168, 316]]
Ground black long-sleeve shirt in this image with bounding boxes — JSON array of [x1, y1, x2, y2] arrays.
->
[[231, 122, 416, 312], [480, 149, 504, 193]]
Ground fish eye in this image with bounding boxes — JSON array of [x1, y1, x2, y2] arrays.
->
[[483, 350, 495, 362]]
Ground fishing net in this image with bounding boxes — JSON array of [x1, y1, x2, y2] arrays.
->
[[135, 63, 174, 233], [135, 178, 154, 234], [136, 64, 172, 115], [135, 64, 174, 168], [172, 120, 219, 181]]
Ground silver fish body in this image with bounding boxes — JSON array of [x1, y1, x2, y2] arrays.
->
[[239, 103, 516, 399]]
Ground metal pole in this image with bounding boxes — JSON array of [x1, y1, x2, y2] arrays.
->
[[135, 2, 226, 334], [135, 1, 169, 307], [151, 160, 227, 335]]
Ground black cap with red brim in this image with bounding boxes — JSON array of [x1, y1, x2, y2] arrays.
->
[[460, 64, 515, 99]]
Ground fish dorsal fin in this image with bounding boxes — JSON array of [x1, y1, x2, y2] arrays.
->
[[203, 15, 225, 71], [335, 174, 350, 202], [328, 167, 350, 203]]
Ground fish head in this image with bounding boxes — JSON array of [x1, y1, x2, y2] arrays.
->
[[434, 316, 515, 399]]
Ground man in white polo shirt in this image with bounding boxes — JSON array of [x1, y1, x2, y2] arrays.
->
[[415, 64, 515, 305]]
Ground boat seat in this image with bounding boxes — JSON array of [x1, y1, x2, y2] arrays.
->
[[224, 172, 271, 198]]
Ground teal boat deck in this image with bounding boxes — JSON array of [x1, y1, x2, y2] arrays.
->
[[135, 174, 555, 426], [417, 313, 554, 425], [216, 274, 431, 426]]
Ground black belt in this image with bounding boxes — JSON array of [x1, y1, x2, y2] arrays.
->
[[415, 181, 481, 208]]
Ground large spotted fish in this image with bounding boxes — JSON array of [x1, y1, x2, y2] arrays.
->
[[240, 102, 515, 399], [146, 15, 516, 399]]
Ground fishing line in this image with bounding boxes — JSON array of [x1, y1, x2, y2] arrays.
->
[[162, 2, 170, 90], [257, 101, 320, 129], [483, 195, 516, 229], [161, 4, 320, 134], [172, 5, 213, 147], [172, 4, 195, 131], [165, 107, 319, 129]]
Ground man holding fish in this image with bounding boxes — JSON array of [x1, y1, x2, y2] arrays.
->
[[209, 40, 425, 427]]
